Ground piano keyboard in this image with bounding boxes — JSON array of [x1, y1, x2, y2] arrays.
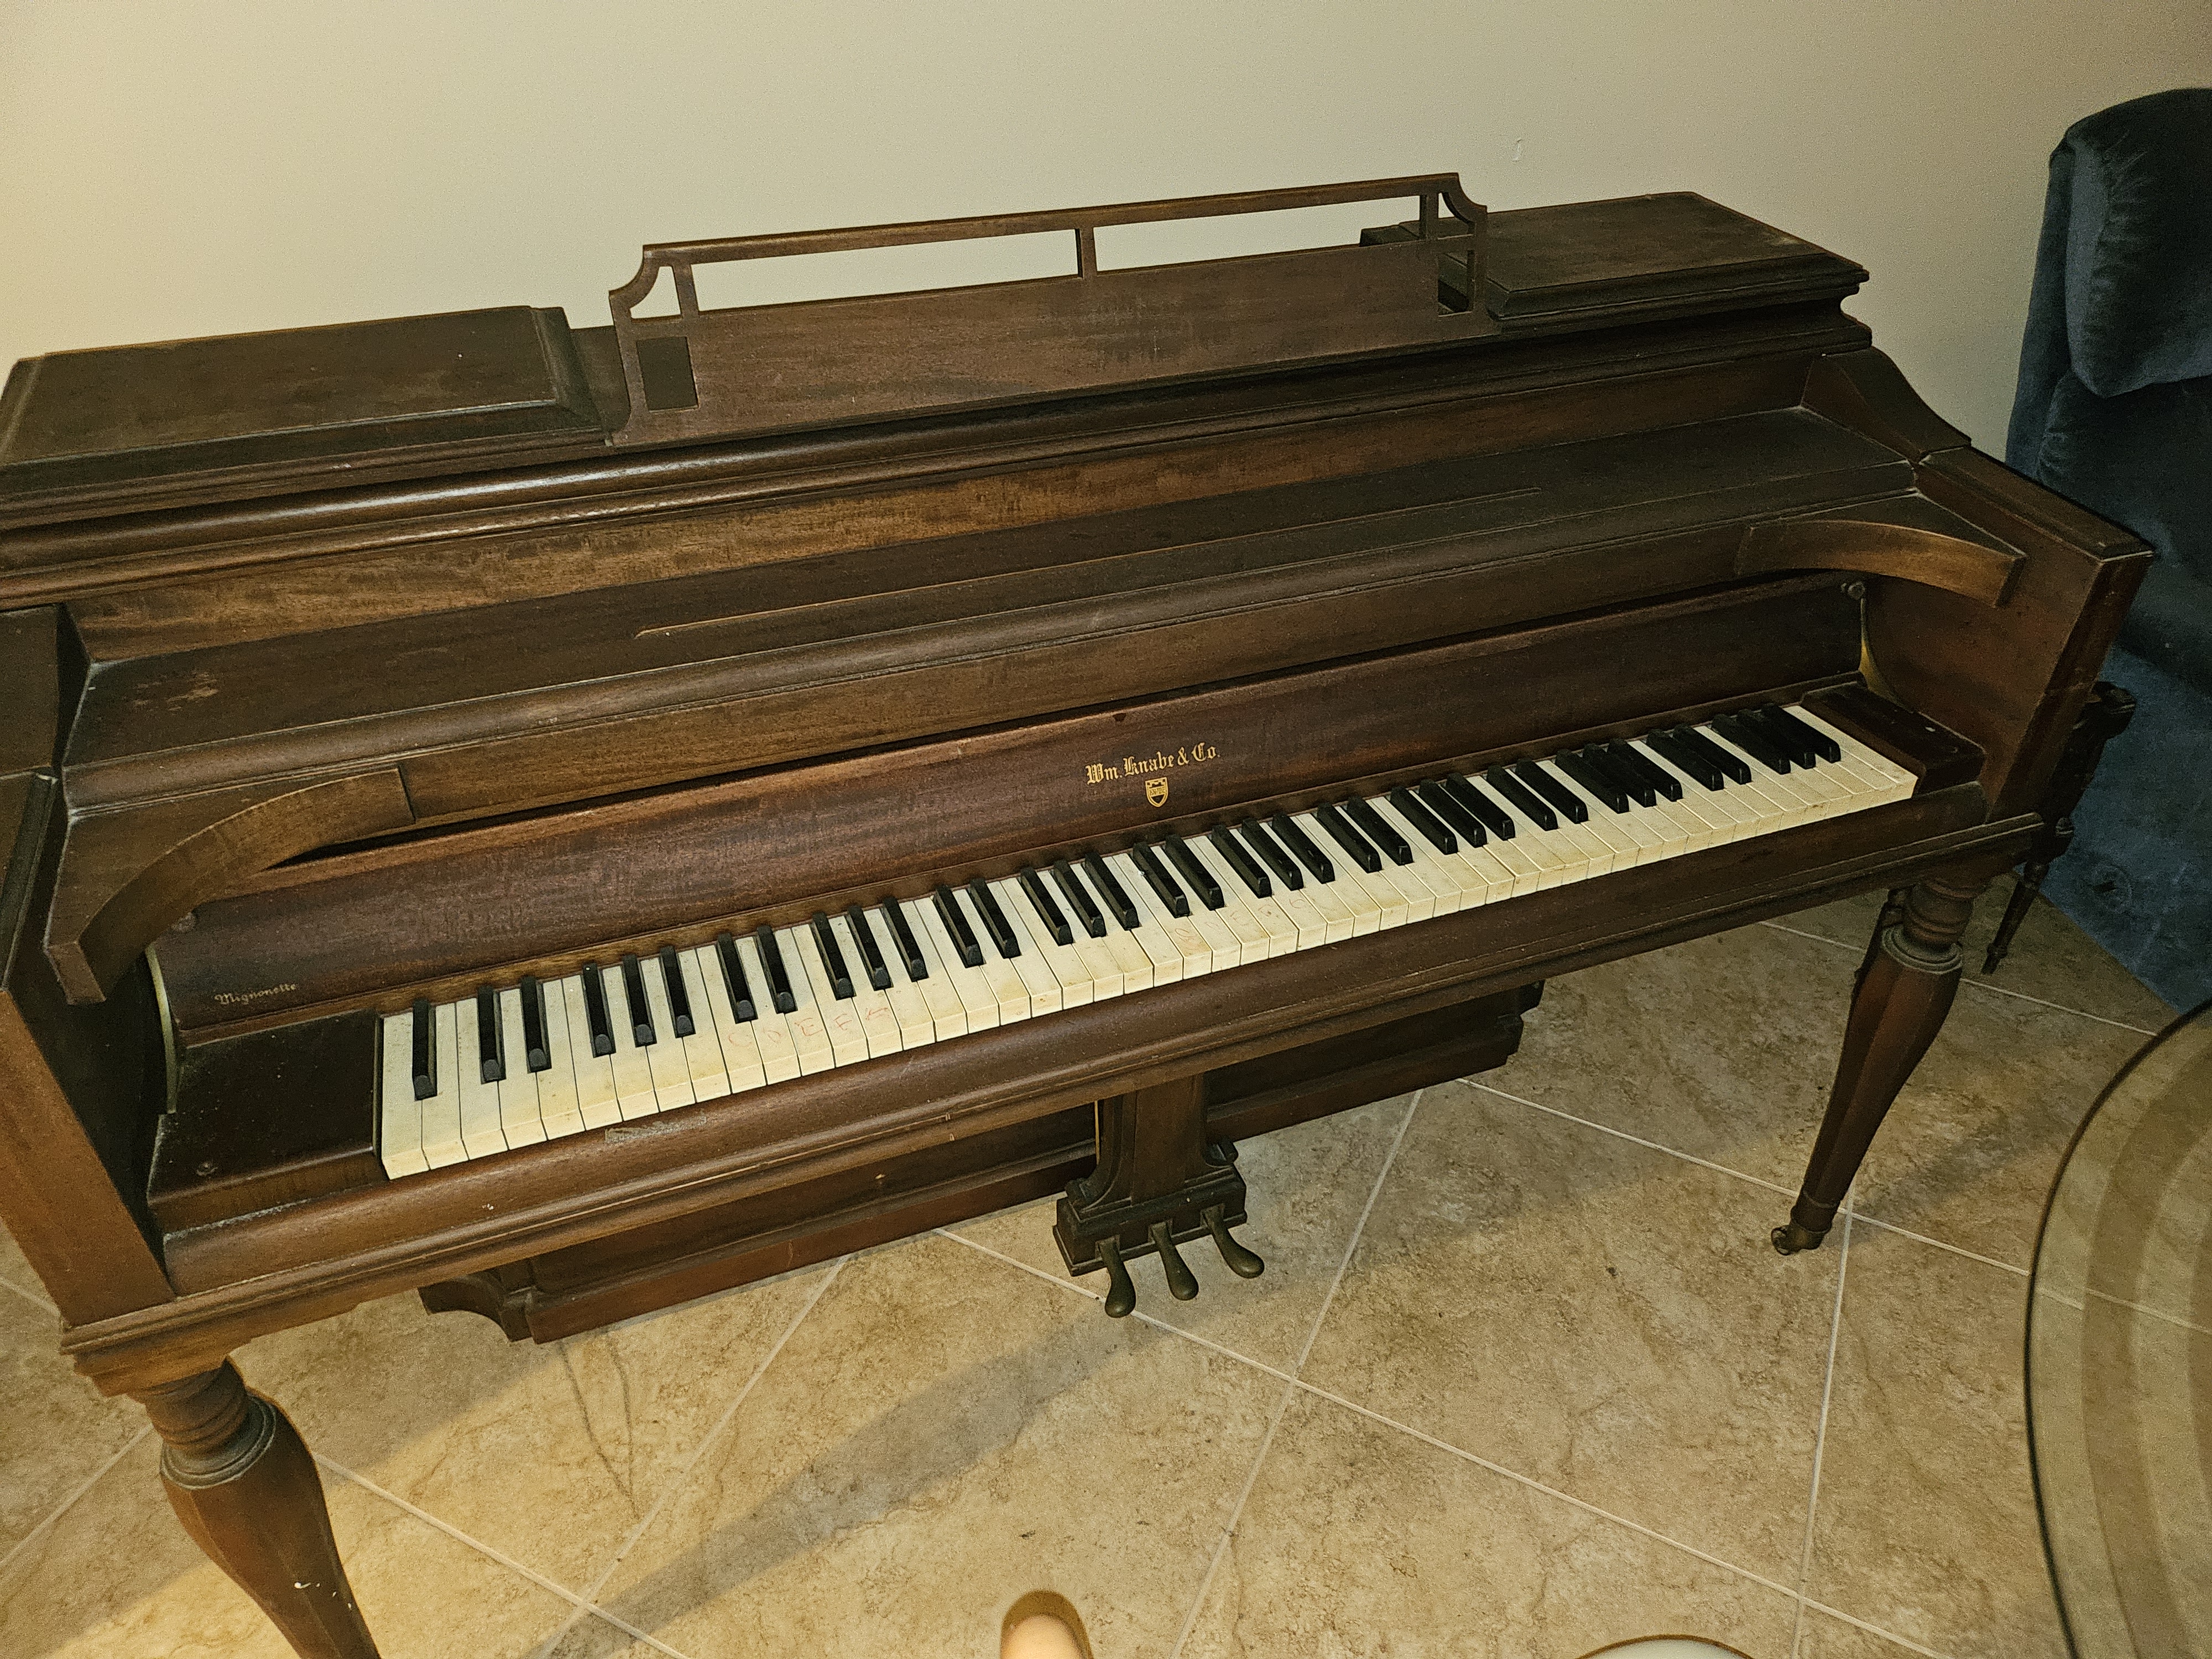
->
[[374, 703, 1914, 1177]]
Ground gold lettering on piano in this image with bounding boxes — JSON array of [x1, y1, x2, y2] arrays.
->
[[211, 983, 300, 1006], [1083, 740, 1221, 807]]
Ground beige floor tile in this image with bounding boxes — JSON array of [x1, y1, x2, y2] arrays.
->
[[233, 1262, 830, 1597], [1806, 1224, 2064, 1659], [1777, 891, 2172, 1033], [0, 1223, 54, 1311], [0, 1293, 144, 1561], [1180, 1390, 1799, 1659], [956, 1095, 1416, 1369], [567, 1232, 1281, 1659], [1300, 1082, 1840, 1585], [1792, 1605, 1944, 1657], [0, 1433, 573, 1658], [1849, 990, 2143, 1271], [1481, 925, 1853, 1196]]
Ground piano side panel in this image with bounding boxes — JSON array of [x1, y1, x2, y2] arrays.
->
[[0, 773, 174, 1322], [154, 573, 1863, 1035]]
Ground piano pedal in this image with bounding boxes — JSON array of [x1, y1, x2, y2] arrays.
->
[[1054, 1077, 1266, 1317]]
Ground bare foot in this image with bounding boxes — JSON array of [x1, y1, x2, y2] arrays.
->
[[1001, 1591, 1093, 1659]]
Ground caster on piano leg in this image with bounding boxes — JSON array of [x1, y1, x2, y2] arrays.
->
[[1053, 1076, 1265, 1317]]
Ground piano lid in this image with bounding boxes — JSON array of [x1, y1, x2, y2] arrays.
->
[[0, 182, 1862, 530]]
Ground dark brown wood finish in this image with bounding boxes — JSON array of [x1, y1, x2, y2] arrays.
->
[[0, 182, 2150, 1659]]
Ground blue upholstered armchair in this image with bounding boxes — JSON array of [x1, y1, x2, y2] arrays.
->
[[2006, 88, 2212, 1010]]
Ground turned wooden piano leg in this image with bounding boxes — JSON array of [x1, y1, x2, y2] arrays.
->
[[1773, 872, 1987, 1255], [132, 1360, 380, 1659]]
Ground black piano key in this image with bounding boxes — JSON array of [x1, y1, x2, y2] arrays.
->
[[1389, 785, 1457, 854], [1267, 813, 1334, 883], [474, 986, 505, 1083], [933, 884, 985, 967], [1207, 826, 1272, 898], [1554, 752, 1628, 813], [1129, 841, 1192, 916], [1484, 766, 1558, 831], [810, 911, 855, 998], [1608, 740, 1682, 802], [657, 945, 696, 1035], [844, 904, 893, 990], [1017, 867, 1074, 946], [581, 963, 617, 1055], [1585, 744, 1655, 808], [410, 997, 436, 1100], [1711, 713, 1792, 775], [1082, 853, 1142, 930], [1442, 775, 1515, 838], [1643, 727, 1723, 789], [715, 931, 757, 1020], [1051, 862, 1108, 937], [1745, 704, 1826, 768], [1515, 760, 1590, 824], [1664, 724, 1750, 785], [1343, 797, 1412, 865], [1161, 835, 1225, 910], [967, 879, 1022, 959], [1238, 819, 1303, 890], [619, 953, 656, 1045], [1760, 703, 1842, 763], [519, 975, 551, 1071], [753, 925, 798, 1014], [1313, 801, 1382, 873], [1417, 779, 1487, 847], [882, 901, 929, 980]]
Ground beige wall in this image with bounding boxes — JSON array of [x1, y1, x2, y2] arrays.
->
[[3, 2, 2207, 452]]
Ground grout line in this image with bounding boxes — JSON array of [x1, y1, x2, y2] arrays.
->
[[1788, 1209, 1853, 1659], [1844, 1212, 2030, 1280], [1756, 921, 2159, 1036], [0, 1271, 58, 1317], [315, 1458, 694, 1659], [1464, 1080, 1801, 1199], [529, 1256, 846, 1659], [1796, 1595, 1958, 1659], [1168, 1088, 1423, 1659], [0, 1422, 151, 1583]]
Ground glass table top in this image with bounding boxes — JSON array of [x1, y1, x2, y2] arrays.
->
[[2028, 1001, 2212, 1657]]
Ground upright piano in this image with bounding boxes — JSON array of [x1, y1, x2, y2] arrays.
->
[[0, 176, 2146, 1657]]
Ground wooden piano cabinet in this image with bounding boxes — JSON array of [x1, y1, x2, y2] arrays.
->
[[0, 180, 2151, 1658]]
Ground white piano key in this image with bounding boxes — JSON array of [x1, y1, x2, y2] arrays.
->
[[633, 959, 697, 1109], [1289, 812, 1397, 932], [830, 912, 906, 1057], [765, 928, 837, 1074], [793, 924, 870, 1066], [1290, 863, 1357, 941], [898, 902, 972, 1038], [1546, 770, 1643, 866], [1791, 707, 1917, 799], [1180, 839, 1285, 961], [1108, 849, 1219, 975], [604, 968, 664, 1120], [1702, 729, 1820, 826], [420, 1002, 466, 1168], [732, 934, 805, 1082], [560, 975, 623, 1129], [1100, 852, 1196, 979], [665, 950, 732, 1100], [1472, 784, 1573, 889], [917, 897, 1007, 1029], [877, 905, 951, 1042], [999, 876, 1095, 1006], [1355, 820, 1438, 922], [691, 945, 768, 1094], [377, 1014, 427, 1177], [455, 996, 508, 1160], [495, 988, 545, 1147], [1461, 810, 1543, 895], [534, 984, 586, 1139], [1086, 900, 1156, 989], [991, 884, 1071, 1013], [1633, 742, 1751, 839], [1266, 879, 1329, 950], [1370, 797, 1477, 914]]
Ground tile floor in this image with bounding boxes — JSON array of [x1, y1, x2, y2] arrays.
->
[[0, 892, 2178, 1659]]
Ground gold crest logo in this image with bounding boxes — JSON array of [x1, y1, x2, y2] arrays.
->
[[1146, 778, 1169, 807]]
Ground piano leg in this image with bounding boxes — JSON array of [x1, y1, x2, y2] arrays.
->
[[132, 1360, 380, 1658], [1774, 870, 1989, 1255]]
